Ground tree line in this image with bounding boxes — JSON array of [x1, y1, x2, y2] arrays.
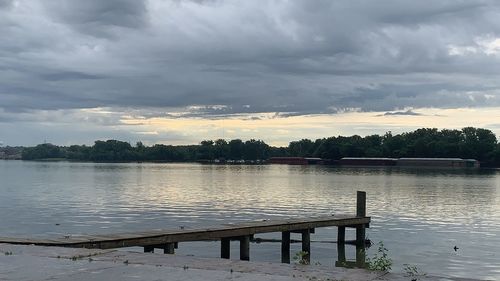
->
[[20, 127, 500, 166]]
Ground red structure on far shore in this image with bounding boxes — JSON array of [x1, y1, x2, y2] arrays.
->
[[267, 157, 326, 165]]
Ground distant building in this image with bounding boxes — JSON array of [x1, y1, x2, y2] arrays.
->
[[267, 157, 327, 165], [268, 157, 308, 165], [396, 158, 479, 168], [339, 157, 479, 168], [339, 157, 397, 166]]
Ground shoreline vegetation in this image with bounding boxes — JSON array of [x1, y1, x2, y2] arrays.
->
[[3, 127, 500, 167]]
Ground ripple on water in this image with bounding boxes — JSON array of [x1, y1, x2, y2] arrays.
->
[[1, 161, 500, 279]]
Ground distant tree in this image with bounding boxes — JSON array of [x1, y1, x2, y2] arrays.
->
[[18, 127, 500, 166], [288, 139, 314, 157], [459, 127, 497, 161], [228, 139, 244, 160], [90, 140, 136, 161], [65, 145, 91, 160], [213, 139, 229, 159], [198, 140, 214, 160], [243, 139, 269, 160], [22, 143, 63, 160]]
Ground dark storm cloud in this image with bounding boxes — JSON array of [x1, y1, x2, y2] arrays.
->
[[0, 0, 13, 9], [42, 0, 148, 37], [2, 0, 500, 116], [41, 71, 107, 81]]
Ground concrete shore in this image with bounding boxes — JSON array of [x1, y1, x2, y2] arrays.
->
[[0, 244, 484, 281]]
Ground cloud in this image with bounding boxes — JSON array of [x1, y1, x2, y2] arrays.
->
[[380, 110, 423, 116], [0, 0, 13, 9], [42, 0, 148, 37], [2, 0, 500, 145], [41, 71, 107, 81]]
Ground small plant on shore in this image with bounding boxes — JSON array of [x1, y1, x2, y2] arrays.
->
[[366, 241, 392, 271], [4, 251, 13, 256], [403, 264, 426, 281], [293, 251, 310, 265]]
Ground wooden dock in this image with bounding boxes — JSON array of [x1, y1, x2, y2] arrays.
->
[[0, 191, 370, 264]]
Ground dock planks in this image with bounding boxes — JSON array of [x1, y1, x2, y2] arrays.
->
[[0, 214, 369, 249]]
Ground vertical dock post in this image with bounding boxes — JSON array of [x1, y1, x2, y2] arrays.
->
[[337, 226, 345, 244], [356, 191, 366, 246], [240, 235, 250, 261], [336, 240, 346, 264], [301, 229, 311, 264], [356, 244, 366, 267], [221, 238, 230, 259], [281, 231, 291, 263], [164, 243, 175, 254]]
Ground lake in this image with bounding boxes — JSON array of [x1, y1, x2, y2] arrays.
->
[[0, 160, 499, 279]]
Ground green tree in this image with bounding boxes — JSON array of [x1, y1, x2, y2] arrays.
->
[[228, 139, 244, 160], [22, 143, 63, 160]]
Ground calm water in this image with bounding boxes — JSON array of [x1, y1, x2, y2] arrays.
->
[[1, 160, 499, 279]]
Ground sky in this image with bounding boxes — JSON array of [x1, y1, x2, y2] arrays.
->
[[1, 0, 500, 146]]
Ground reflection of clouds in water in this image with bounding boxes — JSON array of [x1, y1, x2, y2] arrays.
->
[[0, 161, 499, 278]]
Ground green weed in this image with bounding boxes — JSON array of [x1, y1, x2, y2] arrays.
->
[[366, 241, 392, 271]]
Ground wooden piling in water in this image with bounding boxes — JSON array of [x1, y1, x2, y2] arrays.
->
[[164, 243, 175, 254], [221, 238, 230, 259], [301, 229, 311, 264], [144, 245, 154, 253], [281, 231, 291, 263], [240, 236, 250, 261], [356, 244, 366, 267], [337, 226, 345, 244], [356, 191, 366, 246]]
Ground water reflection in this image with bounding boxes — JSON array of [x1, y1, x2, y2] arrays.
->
[[0, 161, 499, 279], [335, 243, 367, 269]]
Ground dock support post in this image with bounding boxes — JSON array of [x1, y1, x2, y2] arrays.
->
[[281, 231, 291, 263], [301, 229, 311, 264], [144, 245, 154, 253], [164, 243, 175, 254], [336, 240, 346, 266], [356, 244, 366, 267], [240, 235, 250, 261], [337, 226, 345, 244], [357, 191, 366, 217], [356, 191, 366, 246], [221, 238, 230, 259]]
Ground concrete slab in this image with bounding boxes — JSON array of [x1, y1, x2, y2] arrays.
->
[[0, 244, 486, 281]]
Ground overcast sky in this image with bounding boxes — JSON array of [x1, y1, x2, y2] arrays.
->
[[1, 0, 500, 146]]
